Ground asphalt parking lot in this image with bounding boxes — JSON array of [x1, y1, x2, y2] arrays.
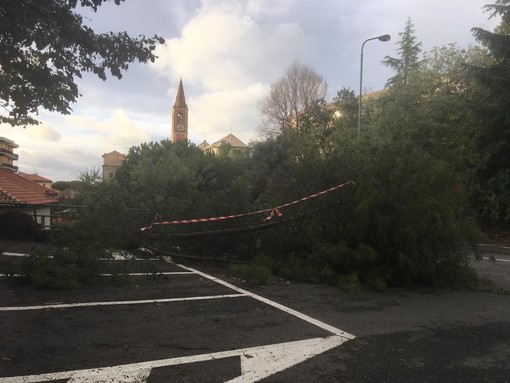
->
[[0, 245, 509, 382]]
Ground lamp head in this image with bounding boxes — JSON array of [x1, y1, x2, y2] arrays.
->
[[378, 34, 391, 42]]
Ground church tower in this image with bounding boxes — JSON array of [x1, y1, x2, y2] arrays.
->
[[171, 79, 189, 143]]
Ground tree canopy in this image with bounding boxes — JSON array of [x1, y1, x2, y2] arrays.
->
[[382, 17, 422, 87], [258, 61, 328, 138], [471, 0, 510, 226], [50, 5, 510, 290], [0, 0, 164, 126]]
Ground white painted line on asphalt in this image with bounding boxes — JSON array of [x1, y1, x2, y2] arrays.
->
[[0, 260, 355, 382], [0, 252, 29, 257], [469, 255, 510, 263], [1, 253, 160, 261], [1, 271, 195, 278], [0, 293, 245, 311], [0, 335, 348, 383], [177, 264, 355, 340], [481, 256, 510, 262], [97, 271, 195, 276], [478, 243, 510, 250], [98, 258, 162, 261], [1, 272, 195, 278], [0, 252, 55, 259]]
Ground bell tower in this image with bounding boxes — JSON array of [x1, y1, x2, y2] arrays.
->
[[171, 79, 189, 143]]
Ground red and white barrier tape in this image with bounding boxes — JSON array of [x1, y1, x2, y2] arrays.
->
[[140, 180, 355, 231]]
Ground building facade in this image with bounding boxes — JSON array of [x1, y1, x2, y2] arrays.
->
[[0, 137, 19, 172], [18, 172, 53, 189], [102, 151, 126, 182]]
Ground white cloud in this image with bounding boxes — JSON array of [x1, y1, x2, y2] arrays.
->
[[1, 0, 498, 182], [246, 0, 295, 16], [188, 82, 267, 144], [65, 108, 151, 150], [23, 123, 62, 142], [0, 123, 60, 145], [199, 0, 295, 18], [152, 0, 313, 88], [1, 109, 153, 181], [151, 0, 314, 146]]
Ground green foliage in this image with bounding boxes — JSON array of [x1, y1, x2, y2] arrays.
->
[[54, 17, 507, 290], [382, 17, 423, 86], [54, 172, 140, 252], [338, 273, 362, 292], [342, 43, 485, 287], [115, 140, 260, 256], [52, 181, 72, 191], [229, 264, 272, 285], [352, 142, 476, 287], [254, 130, 479, 288], [470, 1, 510, 227], [77, 168, 102, 189], [244, 40, 483, 289], [0, 258, 16, 278], [20, 249, 99, 289], [332, 87, 359, 136], [9, 246, 171, 289], [0, 0, 164, 126]]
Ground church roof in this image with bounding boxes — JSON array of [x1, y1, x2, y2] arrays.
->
[[174, 78, 187, 108], [198, 140, 209, 150], [0, 168, 58, 205], [102, 151, 125, 158], [207, 134, 248, 150]]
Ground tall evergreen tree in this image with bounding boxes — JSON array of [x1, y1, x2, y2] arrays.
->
[[471, 1, 510, 226], [382, 17, 422, 86]]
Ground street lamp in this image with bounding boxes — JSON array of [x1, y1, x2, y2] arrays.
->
[[358, 34, 391, 139]]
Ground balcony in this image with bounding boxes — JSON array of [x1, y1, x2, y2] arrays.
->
[[0, 148, 19, 160]]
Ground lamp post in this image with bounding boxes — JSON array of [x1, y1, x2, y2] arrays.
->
[[358, 34, 391, 139]]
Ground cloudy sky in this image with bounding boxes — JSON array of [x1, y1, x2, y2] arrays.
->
[[0, 0, 498, 181]]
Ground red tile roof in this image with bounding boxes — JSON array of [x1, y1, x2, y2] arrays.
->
[[0, 168, 58, 205], [18, 172, 53, 183]]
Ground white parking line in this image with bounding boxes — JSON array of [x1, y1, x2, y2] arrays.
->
[[469, 255, 510, 263], [178, 264, 355, 340], [1, 271, 196, 278], [0, 335, 348, 383], [0, 293, 245, 311], [0, 253, 160, 261], [0, 262, 355, 382], [0, 252, 29, 257], [98, 271, 195, 276], [481, 256, 510, 262], [98, 258, 162, 261]]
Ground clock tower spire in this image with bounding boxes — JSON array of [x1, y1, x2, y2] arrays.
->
[[172, 78, 189, 143]]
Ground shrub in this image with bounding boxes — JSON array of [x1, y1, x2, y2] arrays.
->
[[20, 249, 99, 289], [338, 272, 362, 292], [229, 264, 272, 285], [0, 258, 16, 277]]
